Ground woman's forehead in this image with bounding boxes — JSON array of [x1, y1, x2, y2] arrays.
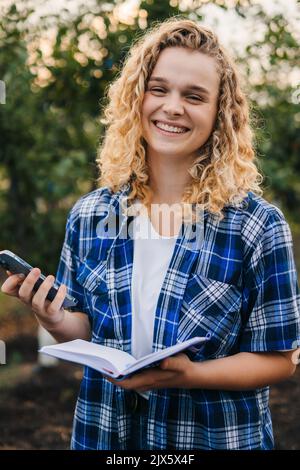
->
[[150, 47, 220, 93]]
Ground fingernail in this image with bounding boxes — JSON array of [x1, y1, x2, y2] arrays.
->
[[18, 274, 26, 279]]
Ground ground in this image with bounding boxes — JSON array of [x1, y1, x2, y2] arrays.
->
[[0, 308, 299, 450]]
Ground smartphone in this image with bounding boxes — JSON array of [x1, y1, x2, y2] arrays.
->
[[0, 250, 78, 309]]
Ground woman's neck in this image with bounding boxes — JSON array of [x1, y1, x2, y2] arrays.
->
[[147, 154, 193, 205]]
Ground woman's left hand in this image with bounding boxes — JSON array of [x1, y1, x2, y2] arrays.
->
[[104, 353, 196, 392]]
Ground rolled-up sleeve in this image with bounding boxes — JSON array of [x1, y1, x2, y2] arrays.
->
[[240, 209, 300, 352]]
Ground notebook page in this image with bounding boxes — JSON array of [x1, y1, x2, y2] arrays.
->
[[39, 339, 136, 374]]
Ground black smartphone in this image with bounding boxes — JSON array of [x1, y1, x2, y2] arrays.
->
[[0, 250, 78, 310]]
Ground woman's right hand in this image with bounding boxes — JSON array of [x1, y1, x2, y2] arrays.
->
[[1, 268, 68, 330]]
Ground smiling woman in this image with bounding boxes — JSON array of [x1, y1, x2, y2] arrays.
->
[[97, 17, 263, 219], [90, 17, 299, 451], [1, 16, 299, 452], [141, 47, 219, 187]]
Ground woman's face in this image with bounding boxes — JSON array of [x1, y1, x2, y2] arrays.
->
[[141, 47, 220, 163]]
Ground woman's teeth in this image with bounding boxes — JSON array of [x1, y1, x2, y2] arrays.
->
[[154, 121, 188, 134]]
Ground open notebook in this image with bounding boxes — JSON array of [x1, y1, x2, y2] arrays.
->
[[39, 335, 210, 380]]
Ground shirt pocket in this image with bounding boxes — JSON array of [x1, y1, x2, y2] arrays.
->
[[76, 257, 108, 297], [76, 257, 114, 339], [180, 273, 243, 359]]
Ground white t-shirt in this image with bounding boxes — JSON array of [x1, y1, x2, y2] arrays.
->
[[131, 204, 178, 399]]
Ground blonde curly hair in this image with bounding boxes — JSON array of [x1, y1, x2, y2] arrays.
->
[[97, 16, 263, 221]]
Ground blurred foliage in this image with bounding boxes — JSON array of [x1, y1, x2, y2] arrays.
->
[[0, 0, 299, 277], [241, 9, 300, 227]]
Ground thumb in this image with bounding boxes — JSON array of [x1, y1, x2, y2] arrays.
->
[[160, 353, 187, 371]]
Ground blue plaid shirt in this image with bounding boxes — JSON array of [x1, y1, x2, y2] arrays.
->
[[56, 183, 300, 450]]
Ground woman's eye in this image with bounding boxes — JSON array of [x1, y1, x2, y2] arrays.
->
[[150, 87, 165, 93], [149, 88, 203, 102], [188, 95, 203, 101]]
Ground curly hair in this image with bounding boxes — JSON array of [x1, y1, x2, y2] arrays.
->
[[96, 16, 263, 220]]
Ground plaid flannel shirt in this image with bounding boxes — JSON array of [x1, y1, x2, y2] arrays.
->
[[55, 183, 300, 450]]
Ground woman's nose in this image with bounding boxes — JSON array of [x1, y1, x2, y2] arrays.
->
[[162, 93, 184, 115]]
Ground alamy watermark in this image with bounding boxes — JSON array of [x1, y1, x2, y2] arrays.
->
[[0, 340, 6, 365], [0, 80, 6, 104], [96, 199, 205, 251]]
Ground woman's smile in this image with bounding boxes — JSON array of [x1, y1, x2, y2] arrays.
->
[[151, 120, 191, 137]]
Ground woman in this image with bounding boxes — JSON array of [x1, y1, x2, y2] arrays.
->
[[2, 18, 300, 450]]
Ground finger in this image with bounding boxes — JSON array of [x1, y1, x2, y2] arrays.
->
[[133, 371, 176, 392], [1, 273, 26, 295], [160, 353, 188, 371], [112, 377, 135, 389], [160, 357, 181, 370], [106, 374, 141, 389], [31, 275, 55, 311], [18, 268, 41, 303], [46, 283, 67, 315], [121, 369, 171, 390]]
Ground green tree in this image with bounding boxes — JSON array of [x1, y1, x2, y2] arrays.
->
[[242, 9, 300, 224], [0, 0, 185, 272], [0, 0, 299, 279]]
